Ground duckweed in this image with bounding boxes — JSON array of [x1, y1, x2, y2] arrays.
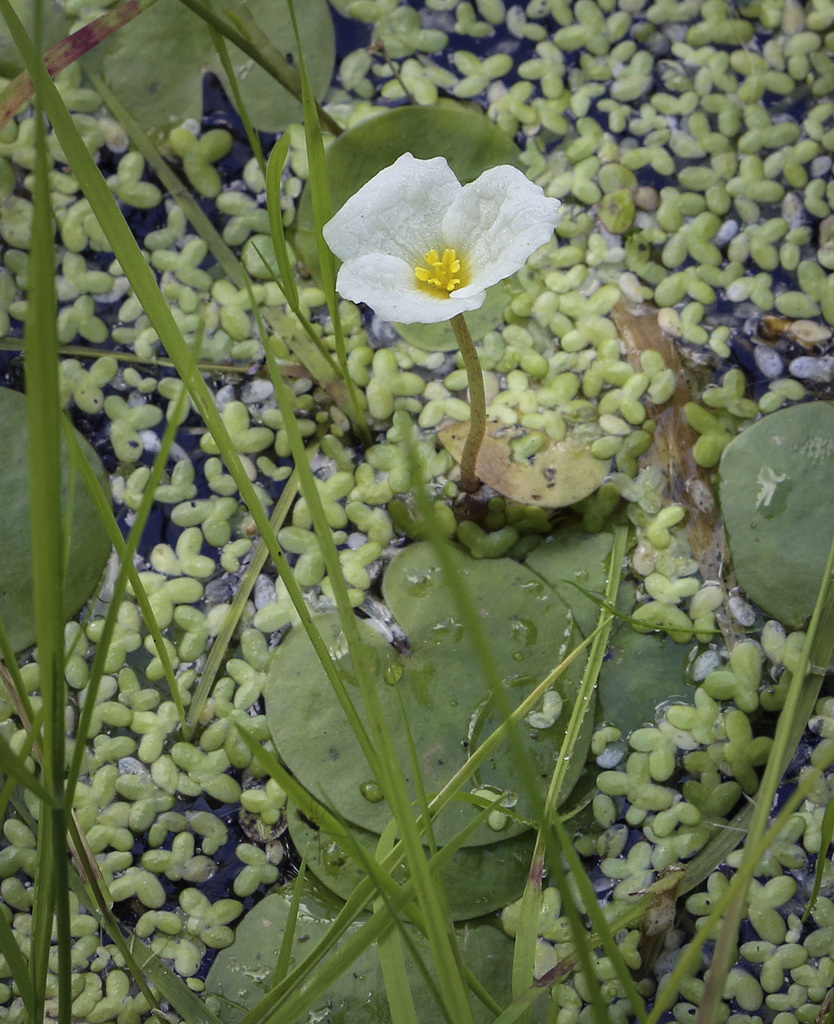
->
[[1, 0, 833, 1020]]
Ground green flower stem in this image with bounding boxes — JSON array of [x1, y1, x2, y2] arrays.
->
[[450, 312, 485, 493]]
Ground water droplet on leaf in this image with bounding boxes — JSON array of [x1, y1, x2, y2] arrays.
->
[[359, 780, 384, 803]]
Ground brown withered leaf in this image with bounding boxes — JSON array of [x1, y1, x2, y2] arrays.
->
[[438, 419, 608, 508], [635, 864, 687, 980], [612, 299, 743, 647], [0, 1, 143, 131]]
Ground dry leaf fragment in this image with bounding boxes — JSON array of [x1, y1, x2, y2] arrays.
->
[[438, 419, 608, 508], [612, 299, 744, 647]]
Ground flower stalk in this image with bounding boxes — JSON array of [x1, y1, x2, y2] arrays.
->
[[450, 313, 485, 493]]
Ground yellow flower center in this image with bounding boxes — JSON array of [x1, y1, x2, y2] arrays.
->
[[414, 248, 467, 295]]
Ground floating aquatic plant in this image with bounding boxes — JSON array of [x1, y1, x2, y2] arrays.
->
[[322, 153, 560, 326], [718, 401, 834, 628], [3, 0, 834, 1022], [324, 152, 561, 491]]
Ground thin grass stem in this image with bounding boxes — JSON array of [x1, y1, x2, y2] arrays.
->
[[286, 0, 371, 443], [173, 0, 342, 134], [26, 78, 72, 1023]]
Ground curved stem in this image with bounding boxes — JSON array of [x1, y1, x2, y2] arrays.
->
[[450, 313, 485, 493]]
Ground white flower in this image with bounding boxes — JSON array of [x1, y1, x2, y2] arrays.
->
[[322, 152, 561, 325]]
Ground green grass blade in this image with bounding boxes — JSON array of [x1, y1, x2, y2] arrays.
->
[[274, 852, 308, 987], [187, 467, 300, 730], [25, 69, 72, 1023], [514, 527, 635, 1021], [377, 921, 431, 1024], [0, 728, 53, 803], [261, 139, 351, 384], [375, 824, 434, 1024], [0, 897, 33, 1015], [266, 133, 300, 309], [0, 620, 34, 738], [0, 2, 356, 780], [0, 337, 263, 375], [804, 793, 834, 920], [210, 23, 268, 174], [290, 15, 334, 299], [30, 815, 57, 1023], [550, 810, 646, 1021], [691, 522, 834, 1024], [286, 0, 370, 443], [542, 820, 610, 1024], [397, 689, 439, 857]]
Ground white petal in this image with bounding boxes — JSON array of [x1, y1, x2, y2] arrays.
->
[[323, 153, 461, 266], [441, 165, 561, 291], [336, 254, 486, 324]]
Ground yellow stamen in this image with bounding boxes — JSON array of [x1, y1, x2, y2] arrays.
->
[[414, 247, 467, 295]]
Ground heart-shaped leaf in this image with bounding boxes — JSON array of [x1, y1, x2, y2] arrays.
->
[[597, 622, 694, 735], [0, 0, 67, 78], [525, 534, 696, 733], [206, 884, 549, 1024], [718, 402, 834, 628], [265, 541, 600, 847], [524, 529, 613, 634], [96, 0, 335, 132], [0, 388, 111, 653], [285, 800, 535, 921]]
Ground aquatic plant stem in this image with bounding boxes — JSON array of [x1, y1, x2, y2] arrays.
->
[[450, 313, 485, 493]]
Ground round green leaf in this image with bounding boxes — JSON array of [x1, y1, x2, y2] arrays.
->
[[597, 624, 694, 735], [718, 402, 834, 628], [0, 388, 111, 653], [97, 0, 335, 132], [524, 529, 614, 636], [265, 542, 593, 848], [526, 535, 696, 733], [285, 801, 535, 921], [0, 0, 67, 78], [206, 885, 548, 1024], [294, 103, 522, 285]]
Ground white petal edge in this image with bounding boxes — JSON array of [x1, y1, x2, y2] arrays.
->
[[441, 166, 561, 292], [323, 153, 461, 266], [335, 253, 486, 324]]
